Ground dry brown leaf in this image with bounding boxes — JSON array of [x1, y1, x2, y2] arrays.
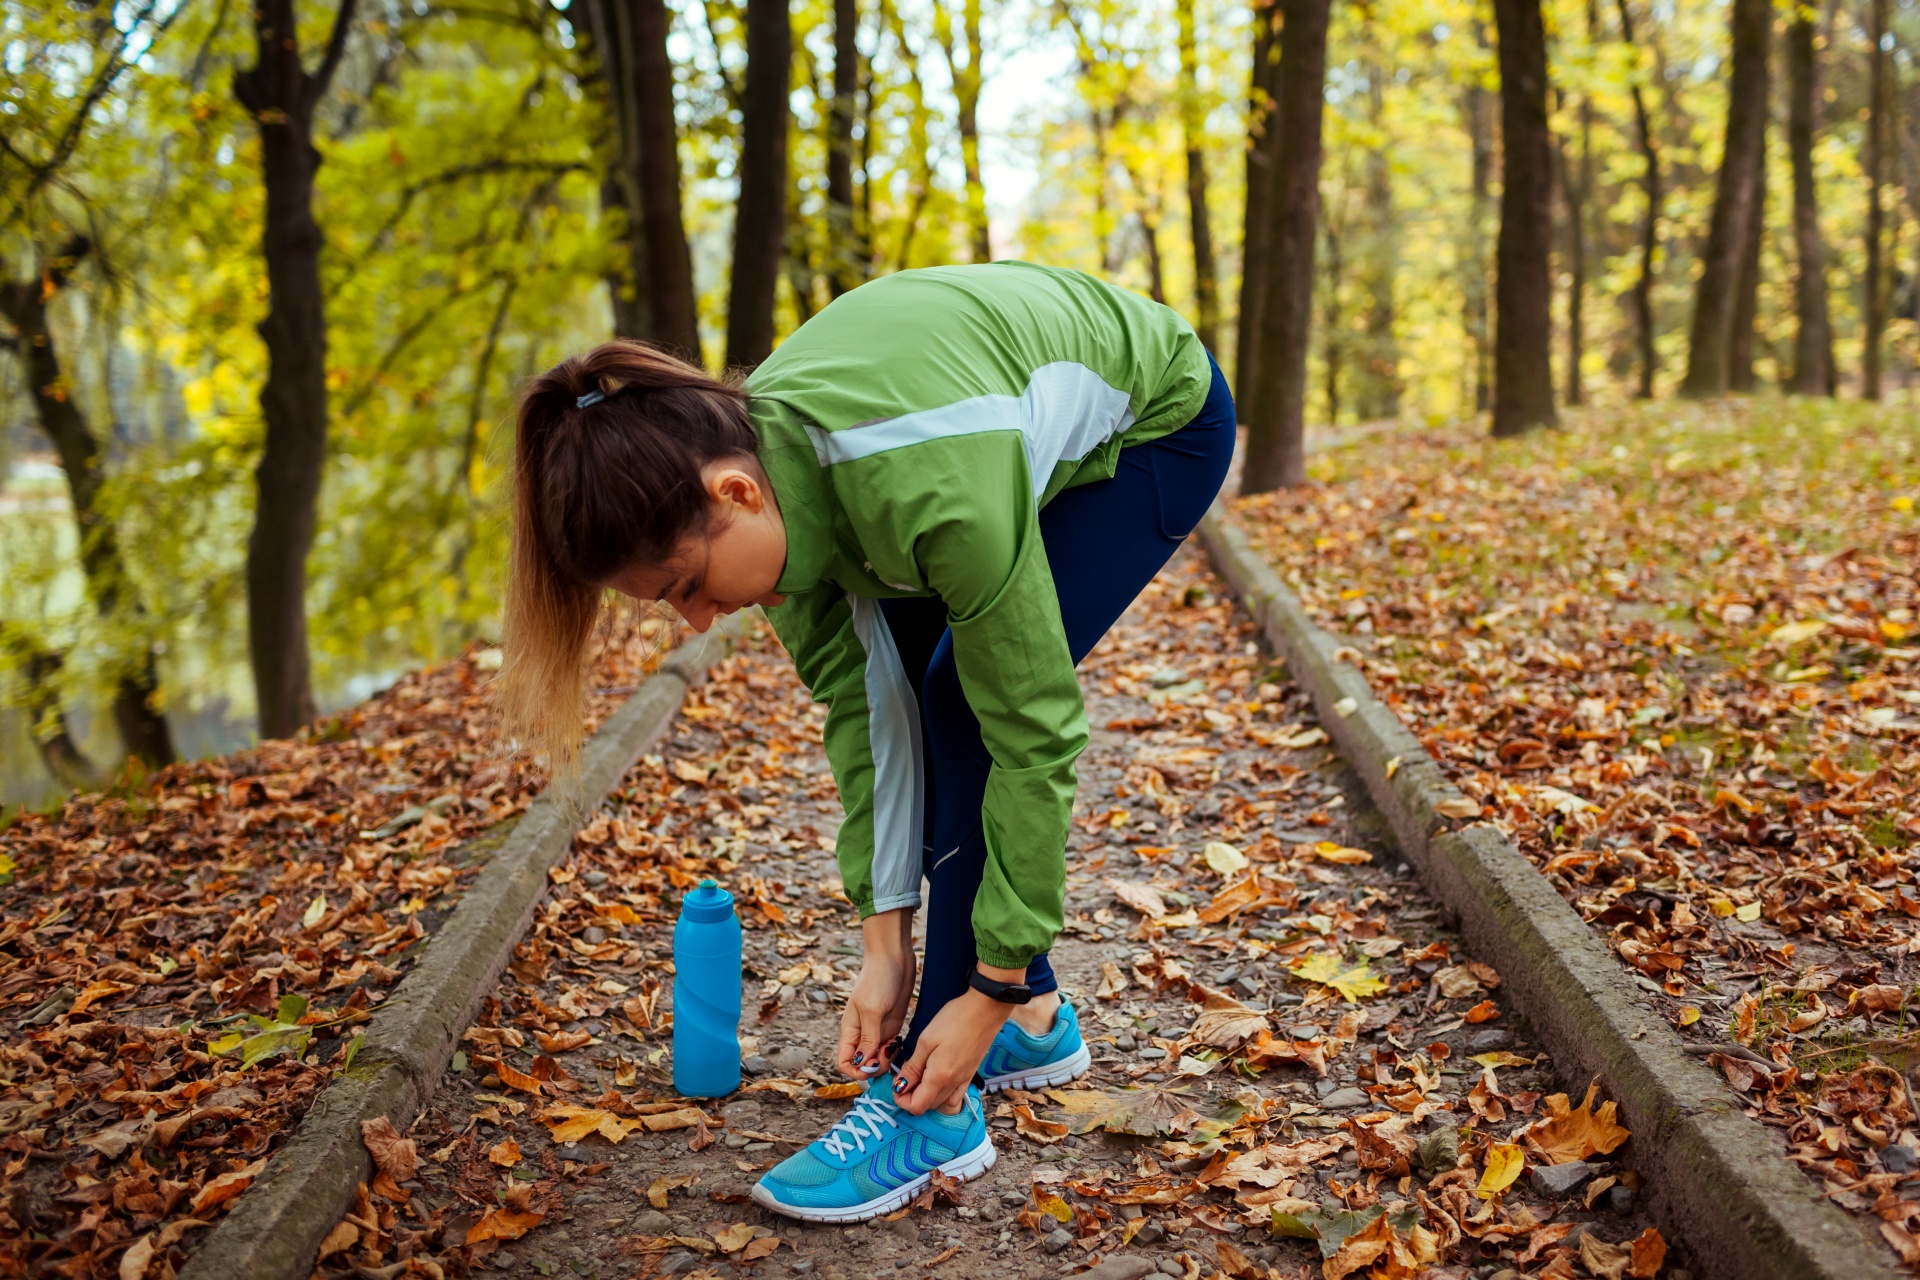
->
[[1011, 1104, 1068, 1144], [1105, 878, 1167, 919], [647, 1173, 699, 1209], [188, 1158, 267, 1216], [1187, 987, 1270, 1049], [466, 1206, 545, 1244], [487, 1138, 521, 1167], [1524, 1081, 1631, 1165], [360, 1115, 418, 1183]]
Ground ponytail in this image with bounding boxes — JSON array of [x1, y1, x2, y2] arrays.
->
[[502, 339, 757, 775]]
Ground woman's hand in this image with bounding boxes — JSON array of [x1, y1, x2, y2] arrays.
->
[[892, 986, 1012, 1116], [894, 957, 1026, 1116], [835, 909, 916, 1079]]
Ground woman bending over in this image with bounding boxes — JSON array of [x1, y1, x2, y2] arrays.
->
[[503, 262, 1236, 1222]]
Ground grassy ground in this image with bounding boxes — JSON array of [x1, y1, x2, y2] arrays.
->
[[1230, 396, 1920, 1265]]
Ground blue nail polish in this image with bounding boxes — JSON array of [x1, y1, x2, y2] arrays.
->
[[852, 1051, 863, 1065]]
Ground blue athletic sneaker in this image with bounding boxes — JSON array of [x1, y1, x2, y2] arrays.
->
[[979, 999, 1092, 1093], [749, 1074, 996, 1223]]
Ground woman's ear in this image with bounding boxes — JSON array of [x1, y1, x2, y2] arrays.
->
[[706, 463, 768, 515]]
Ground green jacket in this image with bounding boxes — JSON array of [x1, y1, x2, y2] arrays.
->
[[750, 262, 1210, 969]]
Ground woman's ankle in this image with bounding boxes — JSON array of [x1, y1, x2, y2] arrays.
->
[[1009, 990, 1061, 1037]]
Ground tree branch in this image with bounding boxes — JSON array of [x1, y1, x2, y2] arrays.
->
[[313, 0, 362, 100]]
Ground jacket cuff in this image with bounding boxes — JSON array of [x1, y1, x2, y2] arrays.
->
[[974, 939, 1037, 971], [866, 892, 922, 917]]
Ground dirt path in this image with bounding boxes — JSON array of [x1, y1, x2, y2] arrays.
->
[[360, 549, 1671, 1280]]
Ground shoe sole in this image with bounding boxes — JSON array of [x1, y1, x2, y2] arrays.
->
[[980, 1043, 1092, 1094], [748, 1133, 998, 1224]]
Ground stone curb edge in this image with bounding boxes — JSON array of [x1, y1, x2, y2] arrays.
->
[[180, 623, 744, 1280], [1197, 503, 1898, 1280]]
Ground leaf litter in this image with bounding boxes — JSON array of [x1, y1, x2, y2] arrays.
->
[[1232, 401, 1920, 1270], [360, 549, 1671, 1280], [0, 609, 678, 1278]]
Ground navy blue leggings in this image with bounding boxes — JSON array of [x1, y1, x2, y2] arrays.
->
[[880, 354, 1237, 1056]]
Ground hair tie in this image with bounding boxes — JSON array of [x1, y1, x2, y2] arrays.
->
[[576, 389, 606, 409]]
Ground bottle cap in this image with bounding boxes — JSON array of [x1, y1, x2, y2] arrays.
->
[[680, 878, 735, 923]]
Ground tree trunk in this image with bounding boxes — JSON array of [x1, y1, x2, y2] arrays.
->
[[1787, 12, 1834, 394], [1490, 0, 1557, 436], [1177, 0, 1218, 352], [1559, 129, 1585, 406], [1730, 135, 1767, 391], [1461, 31, 1495, 414], [1235, 0, 1281, 407], [1617, 0, 1661, 400], [1353, 66, 1398, 420], [1679, 0, 1769, 398], [826, 0, 868, 294], [725, 0, 790, 370], [1240, 0, 1331, 494], [0, 627, 103, 793], [1862, 0, 1891, 400], [1322, 222, 1344, 426], [233, 0, 357, 740], [1563, 10, 1595, 407], [934, 0, 990, 264], [0, 240, 175, 770], [632, 0, 702, 359]]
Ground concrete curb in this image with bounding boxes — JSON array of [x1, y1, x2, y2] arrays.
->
[[181, 625, 741, 1280], [1197, 503, 1898, 1280]]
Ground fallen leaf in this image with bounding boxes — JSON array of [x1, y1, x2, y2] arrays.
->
[[1524, 1082, 1631, 1164], [1046, 1084, 1202, 1137], [813, 1082, 862, 1100], [1096, 961, 1131, 999], [1629, 1226, 1667, 1277], [1475, 1143, 1524, 1199], [647, 1174, 699, 1209], [1578, 1231, 1634, 1280], [712, 1222, 764, 1254], [1012, 1105, 1068, 1144], [1462, 999, 1500, 1024], [1106, 878, 1167, 919], [538, 1104, 649, 1144], [1311, 841, 1373, 865], [466, 1206, 544, 1244], [488, 1138, 521, 1167], [1290, 953, 1388, 1003], [360, 1115, 418, 1183], [1433, 797, 1483, 819], [189, 1158, 267, 1215], [1188, 987, 1271, 1048], [1203, 841, 1249, 874]]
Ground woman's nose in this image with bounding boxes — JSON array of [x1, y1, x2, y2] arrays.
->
[[673, 599, 717, 633]]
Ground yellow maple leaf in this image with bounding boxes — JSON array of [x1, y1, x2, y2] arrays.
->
[[1476, 1143, 1524, 1199], [1289, 954, 1388, 1003]]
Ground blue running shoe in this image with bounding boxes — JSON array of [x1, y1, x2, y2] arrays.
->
[[979, 999, 1091, 1093], [750, 1074, 996, 1223]]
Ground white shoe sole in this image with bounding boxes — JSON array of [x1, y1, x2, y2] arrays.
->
[[748, 1133, 998, 1224], [980, 1043, 1092, 1094]]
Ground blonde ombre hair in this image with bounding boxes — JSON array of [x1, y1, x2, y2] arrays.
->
[[501, 340, 757, 775]]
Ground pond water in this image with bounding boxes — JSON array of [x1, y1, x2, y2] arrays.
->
[[1, 458, 411, 810]]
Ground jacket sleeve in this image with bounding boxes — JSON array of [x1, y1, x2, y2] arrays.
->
[[764, 587, 926, 919], [847, 433, 1086, 970]]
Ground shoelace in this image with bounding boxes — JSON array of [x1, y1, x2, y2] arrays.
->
[[819, 1091, 902, 1158]]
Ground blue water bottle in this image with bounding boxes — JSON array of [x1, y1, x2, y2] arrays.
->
[[672, 878, 742, 1097]]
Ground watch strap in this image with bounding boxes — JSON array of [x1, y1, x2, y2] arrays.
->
[[968, 969, 1035, 1005]]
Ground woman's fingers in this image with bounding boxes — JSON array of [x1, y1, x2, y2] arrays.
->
[[835, 1003, 864, 1078]]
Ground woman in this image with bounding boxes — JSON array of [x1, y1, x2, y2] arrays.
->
[[502, 262, 1234, 1223]]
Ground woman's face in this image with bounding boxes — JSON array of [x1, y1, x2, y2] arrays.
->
[[606, 460, 787, 632]]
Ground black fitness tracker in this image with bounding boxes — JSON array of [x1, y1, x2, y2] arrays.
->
[[969, 969, 1035, 1004]]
